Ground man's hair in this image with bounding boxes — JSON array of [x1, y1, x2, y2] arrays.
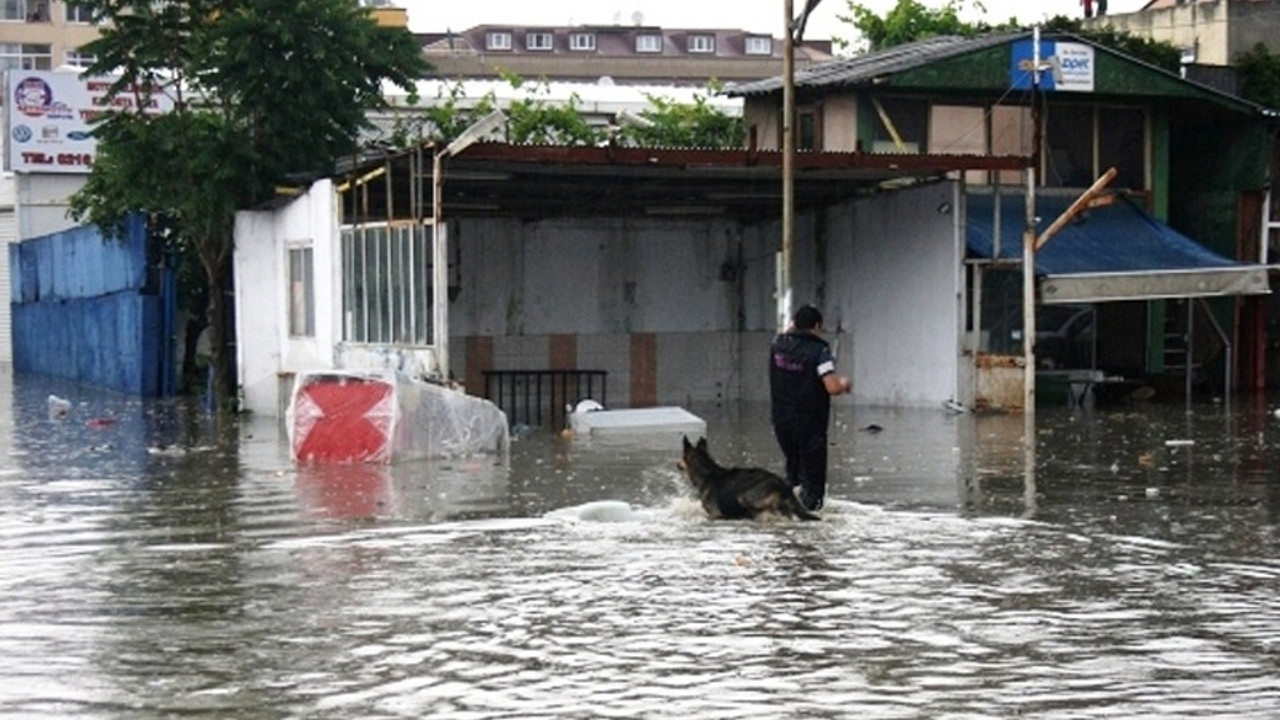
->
[[793, 304, 822, 331]]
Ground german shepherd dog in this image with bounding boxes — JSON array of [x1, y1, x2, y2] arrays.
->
[[678, 436, 820, 521]]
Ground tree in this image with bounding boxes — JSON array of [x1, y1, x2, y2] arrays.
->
[[837, 0, 1016, 53], [836, 1, 1180, 71], [69, 0, 429, 414], [1040, 16, 1180, 72], [615, 87, 747, 149], [387, 74, 745, 150], [1235, 43, 1280, 110]]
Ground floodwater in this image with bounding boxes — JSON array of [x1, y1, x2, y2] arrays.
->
[[1, 367, 1278, 719]]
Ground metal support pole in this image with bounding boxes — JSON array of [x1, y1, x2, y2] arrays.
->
[[432, 149, 449, 383], [779, 0, 795, 331], [1023, 27, 1043, 415]]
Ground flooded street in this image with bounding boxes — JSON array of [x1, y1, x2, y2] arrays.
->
[[0, 367, 1277, 719]]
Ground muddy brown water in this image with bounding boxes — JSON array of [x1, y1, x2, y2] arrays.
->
[[0, 368, 1277, 718]]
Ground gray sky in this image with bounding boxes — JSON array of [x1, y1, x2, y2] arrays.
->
[[404, 1, 1151, 43]]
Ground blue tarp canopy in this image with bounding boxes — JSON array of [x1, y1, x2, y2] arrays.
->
[[966, 191, 1270, 304]]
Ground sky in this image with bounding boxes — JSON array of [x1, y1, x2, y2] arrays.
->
[[403, 1, 1151, 44]]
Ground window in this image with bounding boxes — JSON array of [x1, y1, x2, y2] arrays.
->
[[798, 105, 822, 151], [1043, 104, 1146, 189], [870, 96, 927, 153], [0, 43, 52, 71], [1, 1, 49, 21], [64, 49, 94, 68], [687, 34, 715, 53], [485, 31, 512, 51], [288, 246, 315, 337], [569, 32, 595, 51], [525, 31, 553, 51], [635, 34, 663, 53], [341, 223, 435, 346], [744, 36, 772, 56], [65, 1, 92, 23]]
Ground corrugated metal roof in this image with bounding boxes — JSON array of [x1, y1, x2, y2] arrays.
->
[[726, 32, 1028, 96]]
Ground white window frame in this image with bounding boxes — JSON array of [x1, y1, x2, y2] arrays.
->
[[2, 1, 50, 21], [635, 34, 663, 53], [63, 50, 95, 68], [525, 31, 553, 51], [485, 31, 512, 51], [287, 245, 315, 338], [0, 43, 52, 70], [65, 2, 93, 23], [687, 34, 715, 54], [744, 36, 772, 56], [341, 222, 435, 346], [569, 32, 595, 51]]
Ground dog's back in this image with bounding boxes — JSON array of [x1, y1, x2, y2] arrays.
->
[[679, 436, 819, 521]]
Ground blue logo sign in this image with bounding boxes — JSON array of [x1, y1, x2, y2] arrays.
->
[[11, 125, 32, 143], [1010, 40, 1096, 93]]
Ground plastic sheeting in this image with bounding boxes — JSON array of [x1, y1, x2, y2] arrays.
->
[[287, 370, 510, 464]]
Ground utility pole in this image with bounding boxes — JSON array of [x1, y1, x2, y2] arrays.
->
[[779, 0, 796, 332], [1023, 27, 1043, 415]]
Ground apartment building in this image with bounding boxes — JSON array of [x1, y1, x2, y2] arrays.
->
[[420, 24, 834, 86], [1, 0, 99, 71]]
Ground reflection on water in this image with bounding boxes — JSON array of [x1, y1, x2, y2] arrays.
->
[[0, 368, 1278, 719]]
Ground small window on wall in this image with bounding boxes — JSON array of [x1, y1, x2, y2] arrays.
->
[[525, 32, 553, 51], [687, 34, 715, 53], [1043, 104, 1093, 187], [744, 36, 772, 55], [798, 105, 822, 151], [1098, 106, 1145, 189], [870, 97, 927, 153], [64, 50, 95, 68], [569, 32, 595, 51], [288, 246, 315, 337], [636, 34, 663, 53], [486, 31, 512, 51], [1043, 104, 1146, 190], [66, 1, 93, 23]]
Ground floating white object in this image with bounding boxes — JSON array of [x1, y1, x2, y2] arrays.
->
[[546, 500, 640, 523], [1164, 439, 1195, 447], [47, 395, 71, 418], [568, 406, 706, 437]]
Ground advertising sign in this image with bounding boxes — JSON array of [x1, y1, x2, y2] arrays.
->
[[5, 70, 175, 174], [1010, 40, 1096, 93]]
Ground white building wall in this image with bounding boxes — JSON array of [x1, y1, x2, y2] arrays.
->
[[236, 179, 967, 416], [845, 183, 963, 407], [234, 179, 340, 417], [16, 174, 84, 239]]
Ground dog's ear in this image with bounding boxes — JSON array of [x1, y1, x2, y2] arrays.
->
[[682, 436, 692, 451], [697, 437, 708, 452]]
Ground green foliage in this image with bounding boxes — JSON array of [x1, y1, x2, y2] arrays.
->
[[394, 74, 744, 150], [836, 2, 1180, 72], [616, 91, 747, 148], [1041, 16, 1181, 72], [836, 0, 1017, 52], [1235, 43, 1280, 111], [502, 77, 606, 146], [68, 0, 430, 409]]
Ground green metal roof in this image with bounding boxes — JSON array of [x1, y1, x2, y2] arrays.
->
[[726, 32, 1271, 116]]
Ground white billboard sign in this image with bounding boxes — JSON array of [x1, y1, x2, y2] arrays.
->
[[5, 70, 175, 174]]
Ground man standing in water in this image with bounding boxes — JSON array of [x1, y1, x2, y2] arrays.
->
[[769, 304, 852, 512]]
